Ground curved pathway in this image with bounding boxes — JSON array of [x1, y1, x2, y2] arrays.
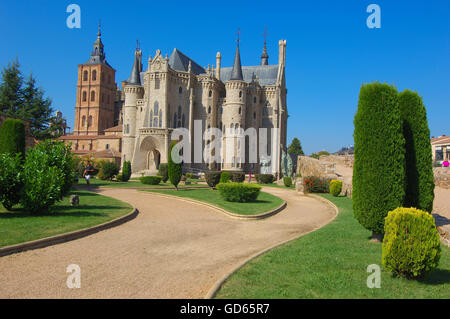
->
[[0, 187, 336, 298]]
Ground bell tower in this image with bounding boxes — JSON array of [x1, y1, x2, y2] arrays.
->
[[74, 24, 117, 136]]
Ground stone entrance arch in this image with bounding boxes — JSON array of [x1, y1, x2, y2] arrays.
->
[[139, 135, 163, 173], [147, 149, 161, 171]]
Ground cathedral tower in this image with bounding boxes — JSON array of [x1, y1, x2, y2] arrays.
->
[[74, 25, 116, 136]]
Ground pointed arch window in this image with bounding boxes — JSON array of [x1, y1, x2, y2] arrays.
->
[[182, 114, 185, 127], [159, 112, 162, 128], [150, 110, 153, 127], [154, 102, 159, 116]]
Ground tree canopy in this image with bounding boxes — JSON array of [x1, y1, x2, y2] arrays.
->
[[0, 59, 65, 139], [288, 137, 304, 156]]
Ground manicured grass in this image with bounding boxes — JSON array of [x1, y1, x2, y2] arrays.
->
[[144, 188, 284, 216], [215, 194, 450, 298], [77, 177, 207, 188], [0, 190, 133, 248]]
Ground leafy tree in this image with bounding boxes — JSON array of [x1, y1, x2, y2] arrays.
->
[[288, 137, 304, 156], [168, 141, 182, 190], [0, 118, 25, 158], [353, 82, 405, 238], [158, 163, 169, 182], [0, 60, 55, 139], [398, 90, 434, 212], [101, 161, 120, 181]]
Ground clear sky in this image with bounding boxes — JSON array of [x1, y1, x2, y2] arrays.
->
[[0, 0, 449, 155]]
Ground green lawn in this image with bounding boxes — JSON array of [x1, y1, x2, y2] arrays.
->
[[215, 194, 450, 298], [0, 190, 133, 248], [144, 188, 284, 216], [259, 182, 296, 190], [77, 177, 208, 189]]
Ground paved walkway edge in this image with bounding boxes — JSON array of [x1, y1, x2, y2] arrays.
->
[[141, 191, 287, 220], [204, 194, 339, 299], [0, 207, 138, 258]]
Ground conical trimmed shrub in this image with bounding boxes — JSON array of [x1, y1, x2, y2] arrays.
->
[[353, 83, 405, 236], [398, 90, 434, 213], [0, 118, 25, 158]]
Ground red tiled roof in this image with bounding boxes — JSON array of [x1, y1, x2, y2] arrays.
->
[[104, 125, 122, 132], [93, 149, 121, 158], [431, 136, 450, 144]]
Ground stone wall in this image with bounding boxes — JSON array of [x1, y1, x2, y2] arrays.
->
[[434, 167, 450, 189]]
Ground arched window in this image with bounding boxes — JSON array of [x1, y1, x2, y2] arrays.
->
[[153, 117, 158, 127], [209, 90, 212, 97], [178, 106, 182, 119], [82, 91, 87, 102], [173, 114, 177, 128], [254, 97, 257, 104], [179, 87, 182, 94], [208, 106, 211, 114], [83, 71, 88, 81], [92, 70, 97, 81], [81, 116, 86, 127], [126, 124, 130, 134], [150, 110, 153, 127], [238, 107, 241, 114], [182, 114, 185, 127], [88, 116, 93, 127], [159, 112, 162, 128], [154, 102, 159, 116], [91, 91, 95, 102], [239, 91, 242, 98], [253, 112, 256, 119], [106, 144, 110, 150]]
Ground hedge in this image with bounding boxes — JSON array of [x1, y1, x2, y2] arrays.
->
[[0, 153, 23, 210], [398, 90, 434, 213], [382, 207, 441, 279], [220, 171, 231, 183], [217, 182, 261, 202], [353, 83, 405, 235], [256, 174, 274, 184], [122, 161, 132, 182], [140, 176, 162, 185]]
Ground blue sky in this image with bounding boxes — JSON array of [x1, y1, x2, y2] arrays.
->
[[0, 0, 449, 155]]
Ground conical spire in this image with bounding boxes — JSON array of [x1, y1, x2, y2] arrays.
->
[[128, 44, 142, 85], [261, 28, 269, 65], [85, 21, 110, 66], [230, 29, 244, 81]]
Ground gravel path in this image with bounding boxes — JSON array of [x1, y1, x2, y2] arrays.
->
[[0, 188, 336, 298]]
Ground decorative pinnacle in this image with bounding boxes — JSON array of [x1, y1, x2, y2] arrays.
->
[[237, 28, 241, 45], [262, 27, 268, 46], [97, 20, 102, 38]]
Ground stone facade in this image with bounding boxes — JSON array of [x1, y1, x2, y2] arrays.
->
[[122, 38, 288, 176], [434, 167, 450, 189]]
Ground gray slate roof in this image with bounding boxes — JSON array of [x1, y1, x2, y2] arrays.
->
[[220, 65, 279, 86], [168, 48, 206, 75]]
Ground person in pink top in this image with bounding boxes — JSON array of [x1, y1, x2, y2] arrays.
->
[[443, 160, 449, 167]]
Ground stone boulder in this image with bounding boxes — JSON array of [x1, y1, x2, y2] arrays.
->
[[434, 167, 450, 189]]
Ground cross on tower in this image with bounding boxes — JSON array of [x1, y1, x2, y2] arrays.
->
[[237, 28, 241, 44], [98, 20, 102, 37], [262, 27, 269, 44]]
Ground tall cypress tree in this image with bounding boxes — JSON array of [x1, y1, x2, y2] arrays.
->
[[0, 118, 26, 158], [168, 141, 182, 190], [399, 90, 434, 212], [353, 83, 405, 238]]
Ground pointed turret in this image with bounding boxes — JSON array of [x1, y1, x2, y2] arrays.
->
[[128, 43, 142, 85], [261, 40, 269, 66], [85, 22, 111, 66], [230, 31, 244, 81]]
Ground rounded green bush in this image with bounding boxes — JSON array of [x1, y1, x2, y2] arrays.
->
[[382, 207, 441, 279], [230, 172, 245, 183], [256, 174, 274, 184], [216, 182, 261, 202], [283, 176, 292, 187], [329, 180, 343, 197], [140, 176, 162, 185], [220, 171, 231, 183], [101, 161, 120, 181]]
